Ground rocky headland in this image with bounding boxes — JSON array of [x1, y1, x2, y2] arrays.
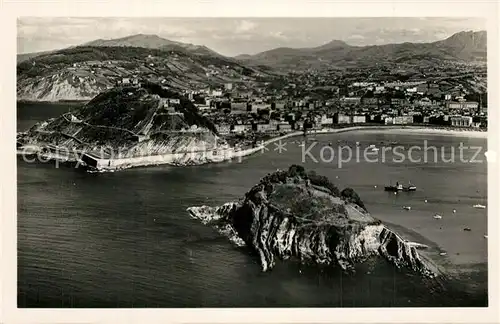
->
[[188, 165, 440, 276], [17, 82, 235, 169]]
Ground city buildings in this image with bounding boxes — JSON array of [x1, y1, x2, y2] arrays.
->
[[450, 116, 473, 127], [446, 101, 479, 110]]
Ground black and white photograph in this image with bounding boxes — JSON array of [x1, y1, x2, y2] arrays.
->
[[3, 1, 498, 321]]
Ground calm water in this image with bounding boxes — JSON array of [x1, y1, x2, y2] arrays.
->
[[17, 103, 488, 307]]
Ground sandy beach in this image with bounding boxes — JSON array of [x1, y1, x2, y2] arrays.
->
[[305, 126, 488, 139], [373, 127, 488, 138]]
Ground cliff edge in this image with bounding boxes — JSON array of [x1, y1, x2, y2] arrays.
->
[[188, 165, 439, 276]]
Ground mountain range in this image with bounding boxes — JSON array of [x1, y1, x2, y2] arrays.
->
[[18, 30, 486, 68], [236, 30, 487, 70], [16, 30, 487, 101]]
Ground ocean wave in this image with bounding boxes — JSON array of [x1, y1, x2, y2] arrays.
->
[[187, 203, 246, 247]]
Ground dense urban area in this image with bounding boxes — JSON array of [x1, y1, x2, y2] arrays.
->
[[17, 32, 488, 148], [111, 60, 487, 143]]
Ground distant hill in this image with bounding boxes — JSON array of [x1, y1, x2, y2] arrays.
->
[[17, 34, 224, 64], [17, 50, 57, 63], [84, 34, 180, 48], [83, 34, 222, 57], [17, 45, 271, 102], [236, 30, 487, 70], [433, 30, 487, 60]]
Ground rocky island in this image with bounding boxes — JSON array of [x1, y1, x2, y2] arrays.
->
[[188, 165, 440, 277], [17, 82, 253, 171]]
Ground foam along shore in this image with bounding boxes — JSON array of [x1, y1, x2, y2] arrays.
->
[[17, 125, 486, 172], [306, 125, 487, 138], [371, 127, 488, 138]]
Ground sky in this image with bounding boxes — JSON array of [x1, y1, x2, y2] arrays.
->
[[17, 17, 486, 56]]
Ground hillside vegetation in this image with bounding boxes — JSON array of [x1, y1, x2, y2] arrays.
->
[[17, 44, 269, 101], [237, 31, 487, 70], [18, 83, 220, 155]]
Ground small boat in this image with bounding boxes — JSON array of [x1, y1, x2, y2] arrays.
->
[[368, 144, 376, 149], [463, 227, 472, 232], [371, 147, 380, 152], [402, 206, 411, 211], [433, 214, 442, 219], [385, 183, 403, 192], [402, 181, 416, 191], [404, 185, 417, 191], [473, 204, 486, 209]]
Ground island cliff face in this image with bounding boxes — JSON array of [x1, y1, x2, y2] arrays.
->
[[188, 165, 437, 276], [17, 83, 230, 169]]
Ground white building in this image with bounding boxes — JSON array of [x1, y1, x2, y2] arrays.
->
[[196, 105, 211, 111], [385, 117, 395, 125], [337, 114, 351, 124], [216, 125, 231, 135], [446, 101, 479, 110], [232, 124, 251, 134], [257, 123, 273, 132], [320, 115, 333, 125], [278, 123, 292, 132], [450, 116, 473, 127], [352, 115, 366, 123], [393, 116, 414, 124]]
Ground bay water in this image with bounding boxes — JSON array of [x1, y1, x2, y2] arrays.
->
[[17, 103, 488, 307]]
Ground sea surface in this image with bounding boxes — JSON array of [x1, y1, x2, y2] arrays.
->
[[17, 102, 488, 307]]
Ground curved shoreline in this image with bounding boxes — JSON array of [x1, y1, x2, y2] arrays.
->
[[279, 125, 487, 140], [18, 125, 487, 172], [254, 125, 486, 152]]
